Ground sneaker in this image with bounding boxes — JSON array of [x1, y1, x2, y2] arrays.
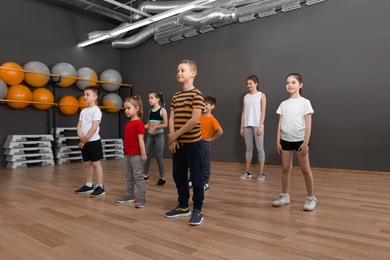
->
[[164, 206, 191, 218], [115, 196, 135, 203], [189, 181, 192, 187], [204, 183, 209, 190], [75, 185, 94, 194], [135, 199, 147, 208], [189, 209, 204, 226], [240, 171, 252, 179], [257, 172, 265, 181], [303, 196, 317, 211], [272, 193, 290, 207], [144, 175, 149, 182], [156, 178, 166, 186], [90, 185, 106, 197]]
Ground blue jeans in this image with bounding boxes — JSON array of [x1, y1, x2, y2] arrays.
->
[[172, 141, 204, 211], [123, 155, 146, 200], [202, 140, 211, 183], [144, 132, 165, 178]]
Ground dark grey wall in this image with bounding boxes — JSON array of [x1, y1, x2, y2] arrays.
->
[[120, 0, 390, 172], [0, 0, 123, 167]]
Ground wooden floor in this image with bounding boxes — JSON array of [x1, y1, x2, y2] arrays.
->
[[0, 159, 390, 260]]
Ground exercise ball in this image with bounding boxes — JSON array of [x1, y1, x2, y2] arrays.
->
[[23, 61, 50, 87], [0, 62, 24, 85], [102, 93, 122, 113], [51, 62, 77, 88], [78, 95, 98, 110], [75, 67, 98, 91], [100, 69, 122, 92], [58, 95, 79, 116], [0, 79, 7, 99], [5, 84, 32, 109], [32, 88, 54, 110]]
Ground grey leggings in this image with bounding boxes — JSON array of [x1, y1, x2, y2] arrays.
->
[[244, 126, 265, 162], [144, 132, 165, 178]]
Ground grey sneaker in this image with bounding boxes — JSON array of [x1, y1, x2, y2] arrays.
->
[[257, 172, 265, 181], [135, 199, 146, 208], [272, 193, 290, 207], [240, 171, 252, 179], [115, 196, 135, 203], [303, 196, 317, 211], [164, 206, 191, 218], [189, 209, 204, 226]]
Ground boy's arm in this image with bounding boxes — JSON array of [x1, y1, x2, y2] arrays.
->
[[77, 120, 87, 143], [168, 109, 179, 153], [208, 127, 223, 142], [168, 108, 202, 144], [138, 134, 147, 162], [83, 120, 99, 142]]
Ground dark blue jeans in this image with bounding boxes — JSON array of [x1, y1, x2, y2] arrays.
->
[[202, 140, 211, 183], [172, 140, 204, 211]]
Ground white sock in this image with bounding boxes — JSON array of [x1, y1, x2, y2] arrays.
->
[[86, 182, 93, 187]]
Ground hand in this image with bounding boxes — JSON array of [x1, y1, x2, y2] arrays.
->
[[298, 143, 309, 156], [149, 126, 156, 135], [240, 128, 244, 137], [78, 142, 85, 149], [277, 143, 282, 155], [257, 127, 263, 136], [79, 136, 88, 143], [167, 132, 177, 145], [168, 140, 180, 153], [141, 154, 147, 163]]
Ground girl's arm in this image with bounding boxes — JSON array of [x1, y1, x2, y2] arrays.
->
[[299, 114, 312, 156], [276, 115, 282, 155], [257, 93, 267, 136], [154, 108, 168, 130], [138, 134, 147, 163], [240, 97, 245, 137]]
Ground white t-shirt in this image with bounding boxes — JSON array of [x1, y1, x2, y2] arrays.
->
[[276, 97, 314, 142], [79, 106, 102, 142], [243, 92, 262, 127]]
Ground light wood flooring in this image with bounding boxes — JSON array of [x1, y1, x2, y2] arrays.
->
[[0, 159, 390, 259]]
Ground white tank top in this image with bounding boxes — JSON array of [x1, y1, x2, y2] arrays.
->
[[244, 92, 262, 127]]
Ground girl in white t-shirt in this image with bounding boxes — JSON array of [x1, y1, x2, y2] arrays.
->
[[240, 75, 267, 181], [273, 73, 317, 211]]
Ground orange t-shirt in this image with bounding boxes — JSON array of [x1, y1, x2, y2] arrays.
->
[[200, 114, 221, 139]]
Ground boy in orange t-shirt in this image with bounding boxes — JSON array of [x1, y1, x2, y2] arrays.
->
[[199, 96, 223, 190]]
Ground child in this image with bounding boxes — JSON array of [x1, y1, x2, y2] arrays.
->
[[273, 73, 316, 211], [240, 75, 267, 181], [143, 91, 168, 186], [75, 86, 105, 197], [115, 96, 147, 208], [199, 96, 223, 190], [164, 59, 205, 226]]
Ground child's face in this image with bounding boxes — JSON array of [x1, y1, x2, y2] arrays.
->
[[246, 80, 258, 92], [177, 63, 195, 84], [286, 75, 303, 95], [83, 90, 97, 105], [148, 94, 160, 106], [203, 102, 214, 113], [124, 101, 139, 119]]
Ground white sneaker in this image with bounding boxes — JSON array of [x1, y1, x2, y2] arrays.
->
[[303, 196, 317, 211], [272, 193, 290, 207], [257, 172, 265, 181], [240, 171, 252, 179]]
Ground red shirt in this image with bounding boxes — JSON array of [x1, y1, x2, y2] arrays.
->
[[124, 119, 145, 155]]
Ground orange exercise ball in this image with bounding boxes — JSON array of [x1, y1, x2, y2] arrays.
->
[[24, 61, 50, 88], [32, 88, 54, 110], [0, 62, 24, 85], [5, 84, 32, 109], [78, 95, 97, 110], [58, 95, 79, 116]]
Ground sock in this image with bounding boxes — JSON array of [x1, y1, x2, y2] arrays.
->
[[86, 182, 93, 187]]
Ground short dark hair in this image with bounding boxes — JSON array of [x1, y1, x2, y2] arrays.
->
[[84, 86, 100, 97], [204, 96, 216, 106]]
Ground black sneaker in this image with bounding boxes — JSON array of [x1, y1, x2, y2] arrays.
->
[[90, 185, 106, 197], [144, 175, 149, 182], [164, 206, 191, 218], [75, 185, 94, 194], [156, 178, 166, 186], [189, 209, 204, 226]]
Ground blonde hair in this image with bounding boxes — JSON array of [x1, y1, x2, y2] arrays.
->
[[124, 95, 143, 118], [178, 59, 199, 77]]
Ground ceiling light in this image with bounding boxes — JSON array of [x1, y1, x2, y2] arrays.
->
[[77, 0, 217, 48]]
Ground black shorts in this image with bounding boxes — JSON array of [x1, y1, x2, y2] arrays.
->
[[81, 139, 103, 162], [280, 139, 305, 151]]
